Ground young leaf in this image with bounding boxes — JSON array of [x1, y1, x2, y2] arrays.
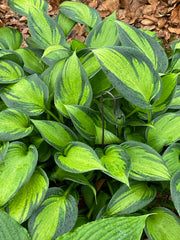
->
[[121, 141, 171, 181], [31, 120, 77, 151], [6, 168, 49, 223], [0, 142, 9, 164], [146, 112, 180, 152], [170, 170, 180, 215], [1, 74, 49, 116], [0, 27, 23, 50], [145, 207, 180, 240], [0, 210, 31, 240], [100, 145, 131, 186], [59, 1, 102, 28], [55, 13, 75, 37], [28, 187, 78, 239], [55, 141, 105, 173], [0, 108, 33, 141], [56, 215, 148, 240], [8, 0, 48, 17], [0, 59, 24, 83], [115, 20, 168, 73], [92, 46, 161, 109], [0, 142, 38, 206], [28, 7, 66, 49], [162, 143, 180, 176], [104, 181, 156, 216], [54, 52, 92, 117]]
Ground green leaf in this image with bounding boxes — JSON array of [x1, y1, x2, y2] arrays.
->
[[0, 142, 9, 164], [55, 13, 75, 37], [0, 210, 31, 240], [54, 52, 92, 117], [145, 207, 180, 240], [121, 141, 171, 181], [0, 59, 24, 83], [42, 44, 70, 65], [100, 145, 131, 185], [55, 141, 105, 173], [170, 170, 180, 215], [146, 112, 180, 152], [169, 85, 180, 109], [59, 1, 102, 28], [6, 168, 49, 223], [15, 48, 46, 74], [0, 49, 23, 66], [56, 215, 148, 240], [28, 187, 78, 239], [93, 46, 161, 109], [0, 142, 38, 206], [104, 181, 156, 216], [0, 108, 33, 141], [115, 20, 168, 72], [31, 120, 77, 151], [85, 18, 120, 48], [162, 143, 180, 176], [28, 7, 66, 49], [8, 0, 48, 17], [1, 74, 49, 116], [0, 27, 22, 50]]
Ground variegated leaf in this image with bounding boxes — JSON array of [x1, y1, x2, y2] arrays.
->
[[28, 7, 66, 49], [169, 85, 180, 109], [6, 168, 49, 223], [0, 142, 38, 206], [0, 142, 9, 164], [0, 108, 33, 141], [55, 12, 75, 37], [115, 20, 168, 73], [121, 141, 171, 181], [0, 27, 22, 50], [28, 187, 78, 239], [93, 47, 161, 109], [59, 1, 101, 28], [0, 49, 23, 66], [170, 170, 180, 215], [1, 74, 49, 116]]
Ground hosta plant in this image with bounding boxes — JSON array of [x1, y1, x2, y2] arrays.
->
[[1, 0, 180, 239]]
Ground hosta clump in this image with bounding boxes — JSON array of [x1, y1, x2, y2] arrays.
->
[[1, 0, 180, 239]]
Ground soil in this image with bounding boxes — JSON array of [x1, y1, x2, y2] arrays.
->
[[1, 0, 180, 47]]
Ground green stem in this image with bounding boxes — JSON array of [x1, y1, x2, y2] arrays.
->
[[63, 182, 76, 198], [45, 108, 61, 122], [87, 203, 95, 220], [107, 181, 114, 196], [126, 108, 138, 119], [147, 110, 152, 123]]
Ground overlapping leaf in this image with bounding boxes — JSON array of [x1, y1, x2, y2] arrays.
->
[[0, 49, 23, 66], [121, 141, 171, 181], [0, 27, 22, 50], [0, 142, 38, 206], [93, 46, 161, 109], [1, 74, 49, 116], [6, 168, 49, 223], [169, 85, 180, 109], [170, 170, 180, 215], [28, 187, 78, 239], [55, 13, 75, 37], [0, 108, 33, 141]]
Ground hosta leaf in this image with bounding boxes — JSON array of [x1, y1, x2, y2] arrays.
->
[[115, 20, 168, 72], [0, 49, 23, 66], [6, 168, 49, 223], [100, 145, 131, 185], [28, 187, 78, 239], [55, 141, 105, 173], [0, 27, 22, 50], [93, 47, 161, 109], [28, 7, 66, 49], [169, 85, 180, 109], [145, 207, 180, 240], [85, 17, 120, 48], [0, 142, 38, 206], [8, 0, 48, 17], [59, 1, 102, 28], [55, 13, 75, 37], [42, 44, 70, 65], [71, 39, 87, 51], [95, 126, 121, 145], [170, 170, 180, 215], [104, 181, 156, 217], [56, 215, 148, 240], [162, 143, 180, 175], [31, 120, 77, 151], [15, 48, 46, 74], [1, 74, 49, 116], [54, 52, 92, 117], [0, 59, 24, 83], [146, 112, 180, 152], [121, 141, 171, 181], [0, 108, 33, 141], [0, 142, 9, 164], [0, 210, 30, 240]]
